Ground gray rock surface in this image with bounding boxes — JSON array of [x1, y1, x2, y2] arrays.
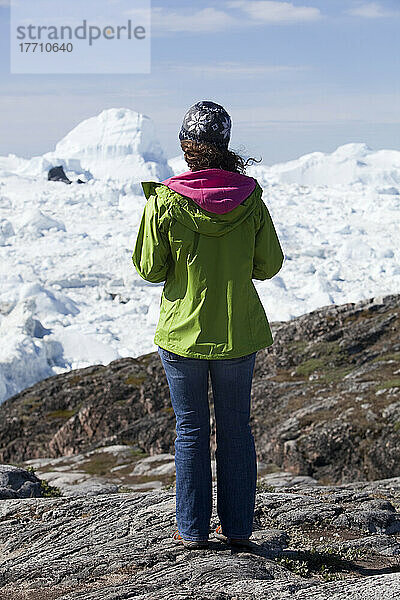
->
[[21, 445, 176, 495], [0, 478, 399, 599], [16, 448, 277, 496], [0, 464, 42, 499], [258, 471, 318, 488]]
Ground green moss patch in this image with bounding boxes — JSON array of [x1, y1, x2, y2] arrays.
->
[[293, 341, 349, 380], [274, 526, 381, 581], [288, 340, 309, 354], [80, 452, 118, 476], [372, 352, 400, 363], [314, 365, 354, 384], [275, 545, 369, 581], [342, 306, 394, 325], [46, 409, 77, 420], [295, 358, 326, 377], [124, 375, 147, 386], [375, 378, 400, 391], [21, 396, 43, 412], [256, 481, 275, 492], [129, 449, 148, 457]]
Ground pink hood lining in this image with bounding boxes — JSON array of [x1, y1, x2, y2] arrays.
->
[[161, 168, 256, 214]]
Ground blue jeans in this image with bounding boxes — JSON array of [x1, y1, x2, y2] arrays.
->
[[157, 346, 258, 542]]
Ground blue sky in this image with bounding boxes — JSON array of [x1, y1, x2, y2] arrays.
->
[[0, 0, 399, 164]]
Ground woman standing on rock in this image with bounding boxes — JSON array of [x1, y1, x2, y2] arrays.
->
[[132, 100, 284, 549]]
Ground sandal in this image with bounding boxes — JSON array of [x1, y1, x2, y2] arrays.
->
[[214, 525, 253, 548], [172, 530, 209, 549]]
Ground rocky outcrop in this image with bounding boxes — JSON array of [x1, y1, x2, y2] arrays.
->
[[17, 446, 316, 496], [0, 292, 399, 485], [21, 446, 178, 496], [0, 476, 399, 599], [0, 464, 43, 499], [253, 292, 400, 484], [0, 356, 175, 463]]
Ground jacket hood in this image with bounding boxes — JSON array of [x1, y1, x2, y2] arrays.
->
[[141, 170, 262, 238], [161, 169, 256, 214]]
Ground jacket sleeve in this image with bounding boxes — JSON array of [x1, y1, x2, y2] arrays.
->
[[132, 193, 171, 283], [252, 200, 284, 280]]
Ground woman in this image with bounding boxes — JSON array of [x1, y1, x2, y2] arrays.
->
[[132, 100, 284, 550]]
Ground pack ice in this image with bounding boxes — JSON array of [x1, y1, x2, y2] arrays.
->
[[0, 107, 399, 403]]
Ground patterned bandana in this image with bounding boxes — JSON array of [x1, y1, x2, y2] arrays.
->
[[179, 100, 232, 150]]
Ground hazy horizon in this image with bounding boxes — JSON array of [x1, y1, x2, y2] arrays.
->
[[1, 0, 399, 163]]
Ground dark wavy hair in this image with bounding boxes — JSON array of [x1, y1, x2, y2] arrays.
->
[[180, 140, 261, 175]]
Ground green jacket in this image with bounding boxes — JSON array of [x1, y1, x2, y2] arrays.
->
[[132, 170, 284, 359]]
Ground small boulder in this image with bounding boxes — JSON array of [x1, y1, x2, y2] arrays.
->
[[0, 464, 42, 499]]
